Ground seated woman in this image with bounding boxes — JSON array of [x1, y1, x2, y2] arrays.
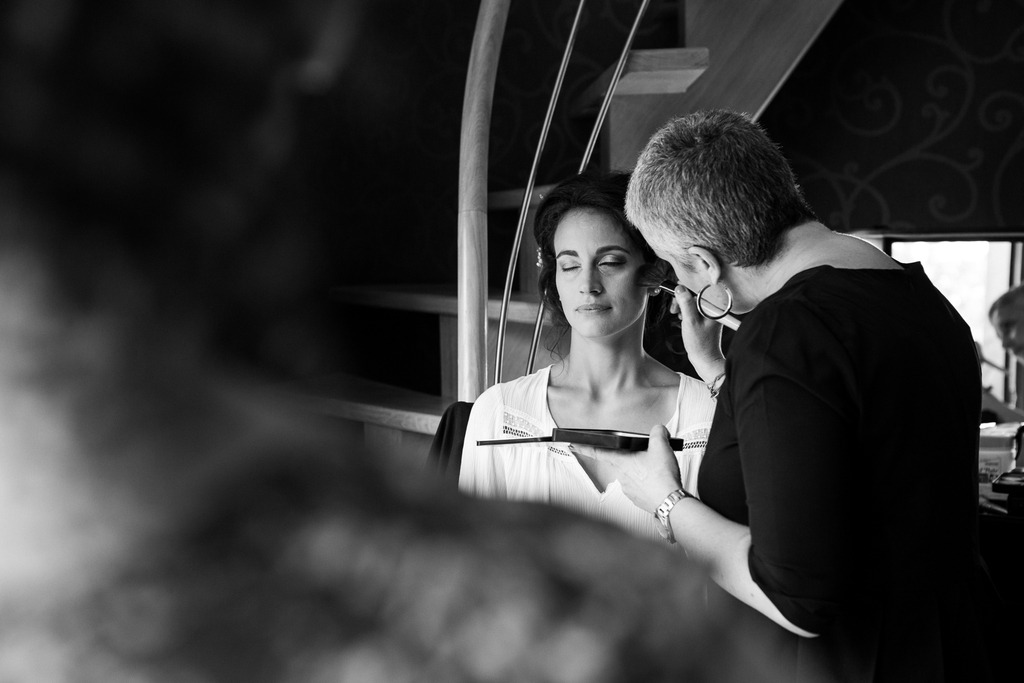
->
[[459, 172, 719, 541]]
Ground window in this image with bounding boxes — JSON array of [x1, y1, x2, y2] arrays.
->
[[889, 241, 1014, 402]]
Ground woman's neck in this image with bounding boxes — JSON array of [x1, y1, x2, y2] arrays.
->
[[730, 222, 895, 308], [555, 332, 651, 397]]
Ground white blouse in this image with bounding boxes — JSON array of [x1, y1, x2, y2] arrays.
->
[[458, 365, 716, 541]]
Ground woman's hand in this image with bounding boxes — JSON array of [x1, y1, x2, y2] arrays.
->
[[671, 286, 725, 383], [571, 425, 682, 514], [578, 425, 818, 638]]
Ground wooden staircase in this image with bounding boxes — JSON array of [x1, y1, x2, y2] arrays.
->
[[286, 0, 844, 465], [329, 281, 564, 401], [283, 371, 450, 465], [599, 0, 844, 170]]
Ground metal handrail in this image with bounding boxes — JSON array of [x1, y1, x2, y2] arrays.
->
[[524, 0, 653, 374], [493, 0, 589, 385]]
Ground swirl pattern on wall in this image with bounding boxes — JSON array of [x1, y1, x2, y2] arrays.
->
[[759, 0, 1024, 232]]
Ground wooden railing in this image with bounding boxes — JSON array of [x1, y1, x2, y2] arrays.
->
[[457, 0, 511, 401]]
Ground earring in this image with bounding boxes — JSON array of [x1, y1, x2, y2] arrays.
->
[[536, 247, 543, 268], [696, 283, 734, 320]]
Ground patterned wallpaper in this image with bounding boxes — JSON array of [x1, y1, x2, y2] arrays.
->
[[759, 0, 1024, 233], [314, 0, 1024, 292]]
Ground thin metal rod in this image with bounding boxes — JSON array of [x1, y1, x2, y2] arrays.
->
[[526, 286, 547, 370], [494, 0, 589, 385], [579, 0, 652, 173], [526, 0, 653, 374]]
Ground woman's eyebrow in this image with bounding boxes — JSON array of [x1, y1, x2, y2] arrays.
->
[[555, 245, 631, 259]]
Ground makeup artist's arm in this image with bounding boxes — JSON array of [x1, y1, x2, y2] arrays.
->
[[671, 286, 726, 384], [572, 427, 816, 638]]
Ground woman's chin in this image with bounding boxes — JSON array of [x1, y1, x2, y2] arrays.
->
[[570, 321, 644, 343]]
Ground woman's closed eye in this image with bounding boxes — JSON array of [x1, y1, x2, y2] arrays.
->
[[559, 260, 625, 272]]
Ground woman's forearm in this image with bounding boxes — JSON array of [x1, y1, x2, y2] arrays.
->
[[670, 499, 817, 638], [689, 357, 726, 386], [571, 429, 816, 637]]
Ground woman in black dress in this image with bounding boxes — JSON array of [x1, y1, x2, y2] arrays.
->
[[575, 110, 994, 682]]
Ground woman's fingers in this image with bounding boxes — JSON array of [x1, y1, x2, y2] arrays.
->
[[569, 443, 627, 463], [572, 425, 682, 513], [671, 286, 724, 377], [571, 425, 674, 466], [649, 423, 672, 447], [674, 286, 702, 326]]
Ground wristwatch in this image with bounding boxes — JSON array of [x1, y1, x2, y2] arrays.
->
[[655, 488, 693, 544]]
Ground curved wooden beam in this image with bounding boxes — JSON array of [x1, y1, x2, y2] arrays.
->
[[458, 0, 511, 401]]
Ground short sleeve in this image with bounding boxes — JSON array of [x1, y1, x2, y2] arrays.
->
[[731, 299, 861, 633], [458, 385, 508, 499]]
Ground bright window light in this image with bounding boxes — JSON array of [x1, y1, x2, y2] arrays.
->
[[890, 241, 1012, 400]]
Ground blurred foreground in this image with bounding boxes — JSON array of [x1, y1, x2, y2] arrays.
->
[[0, 289, 786, 681], [0, 1, 785, 681]]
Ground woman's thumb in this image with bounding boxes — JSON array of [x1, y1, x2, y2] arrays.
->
[[650, 424, 670, 441]]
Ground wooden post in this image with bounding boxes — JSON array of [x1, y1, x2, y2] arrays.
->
[[458, 0, 510, 401]]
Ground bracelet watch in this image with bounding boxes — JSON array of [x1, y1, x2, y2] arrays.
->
[[655, 488, 693, 544]]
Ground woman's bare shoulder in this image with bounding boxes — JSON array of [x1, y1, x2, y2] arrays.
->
[[645, 357, 686, 388]]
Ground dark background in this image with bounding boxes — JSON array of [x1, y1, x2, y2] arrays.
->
[[3, 0, 1020, 393], [307, 0, 1024, 395]]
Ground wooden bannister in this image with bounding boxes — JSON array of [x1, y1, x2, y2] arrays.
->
[[457, 0, 511, 401]]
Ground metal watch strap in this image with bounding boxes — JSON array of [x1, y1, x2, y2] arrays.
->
[[655, 488, 693, 544]]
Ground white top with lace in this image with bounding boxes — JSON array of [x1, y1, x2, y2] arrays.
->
[[458, 365, 716, 541]]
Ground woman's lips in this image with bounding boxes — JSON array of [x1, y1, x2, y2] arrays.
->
[[576, 304, 610, 312]]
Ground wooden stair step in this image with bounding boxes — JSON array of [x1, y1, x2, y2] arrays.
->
[[329, 284, 563, 397], [572, 47, 709, 116], [598, 0, 845, 171], [284, 372, 449, 436], [330, 283, 549, 324]]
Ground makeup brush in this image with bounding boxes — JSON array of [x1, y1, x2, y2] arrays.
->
[[653, 280, 742, 331]]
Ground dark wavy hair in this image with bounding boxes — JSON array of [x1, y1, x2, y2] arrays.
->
[[533, 172, 670, 342]]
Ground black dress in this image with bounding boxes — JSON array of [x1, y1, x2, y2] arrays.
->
[[697, 263, 994, 682]]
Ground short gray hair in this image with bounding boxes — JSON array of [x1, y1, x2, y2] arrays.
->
[[625, 110, 817, 268]]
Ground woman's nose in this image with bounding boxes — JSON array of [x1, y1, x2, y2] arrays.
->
[[579, 267, 602, 293]]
